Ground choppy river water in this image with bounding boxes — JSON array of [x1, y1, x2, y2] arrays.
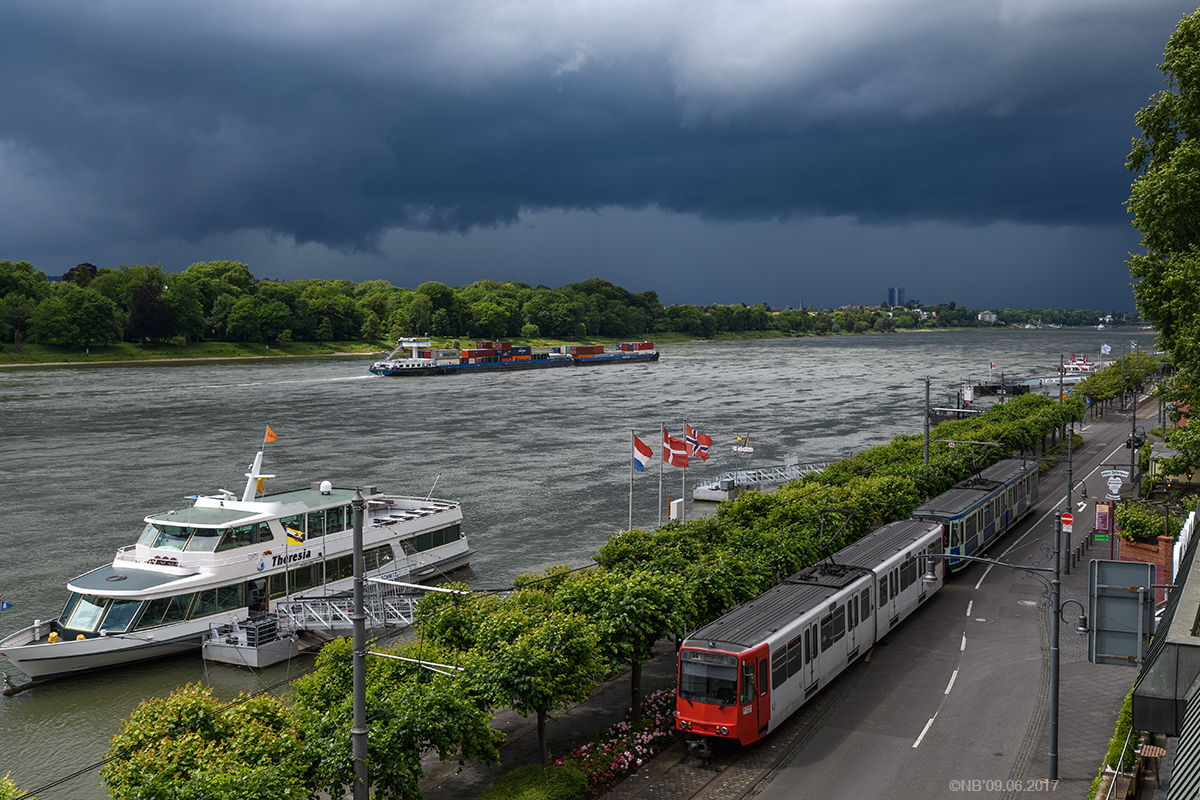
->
[[0, 327, 1132, 797]]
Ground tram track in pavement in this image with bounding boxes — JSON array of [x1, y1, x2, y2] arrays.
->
[[612, 653, 873, 800]]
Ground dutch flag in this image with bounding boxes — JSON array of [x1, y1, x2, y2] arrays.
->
[[633, 435, 653, 472]]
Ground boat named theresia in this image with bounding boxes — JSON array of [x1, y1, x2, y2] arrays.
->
[[0, 444, 472, 682]]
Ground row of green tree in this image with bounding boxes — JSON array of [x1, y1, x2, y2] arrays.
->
[[0, 258, 1131, 351], [1125, 10, 1200, 481], [93, 394, 1081, 800]]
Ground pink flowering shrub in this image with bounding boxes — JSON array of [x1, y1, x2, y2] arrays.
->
[[554, 688, 680, 794]]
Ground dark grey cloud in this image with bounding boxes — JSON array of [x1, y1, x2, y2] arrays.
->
[[0, 1, 1191, 308]]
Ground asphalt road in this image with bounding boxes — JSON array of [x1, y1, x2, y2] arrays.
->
[[755, 399, 1149, 800]]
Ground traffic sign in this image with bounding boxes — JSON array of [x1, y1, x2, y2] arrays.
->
[[1061, 512, 1074, 526]]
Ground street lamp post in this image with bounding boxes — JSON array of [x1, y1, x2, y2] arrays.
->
[[921, 511, 1086, 782]]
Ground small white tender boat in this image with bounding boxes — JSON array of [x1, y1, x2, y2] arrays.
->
[[0, 448, 472, 682]]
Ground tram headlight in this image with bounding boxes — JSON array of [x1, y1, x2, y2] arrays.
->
[[717, 726, 728, 736]]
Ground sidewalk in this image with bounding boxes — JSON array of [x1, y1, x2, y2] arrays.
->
[[417, 643, 680, 800]]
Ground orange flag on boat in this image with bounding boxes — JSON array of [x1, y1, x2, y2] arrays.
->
[[264, 425, 278, 443]]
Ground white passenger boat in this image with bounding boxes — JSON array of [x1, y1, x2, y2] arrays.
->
[[0, 449, 472, 681]]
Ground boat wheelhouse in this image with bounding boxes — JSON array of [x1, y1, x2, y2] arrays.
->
[[0, 449, 472, 681]]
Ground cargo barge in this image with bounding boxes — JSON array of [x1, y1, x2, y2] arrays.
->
[[369, 338, 659, 377]]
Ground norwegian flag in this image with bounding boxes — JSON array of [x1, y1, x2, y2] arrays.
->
[[685, 424, 712, 461], [663, 429, 688, 468]]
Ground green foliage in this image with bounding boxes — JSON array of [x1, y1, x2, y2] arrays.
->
[[0, 772, 26, 800], [1104, 689, 1141, 772], [1116, 501, 1182, 543], [100, 683, 310, 800], [291, 636, 502, 800], [475, 765, 588, 800]]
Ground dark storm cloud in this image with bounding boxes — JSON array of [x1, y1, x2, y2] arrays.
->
[[0, 2, 1184, 249]]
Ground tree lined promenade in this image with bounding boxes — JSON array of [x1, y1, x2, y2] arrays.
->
[[79, 393, 1082, 800]]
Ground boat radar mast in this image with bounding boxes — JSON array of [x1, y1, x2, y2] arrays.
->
[[241, 450, 275, 502]]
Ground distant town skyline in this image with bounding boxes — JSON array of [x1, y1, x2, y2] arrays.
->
[[1, 1, 1189, 312]]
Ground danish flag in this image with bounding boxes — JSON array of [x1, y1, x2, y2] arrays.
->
[[663, 429, 688, 468]]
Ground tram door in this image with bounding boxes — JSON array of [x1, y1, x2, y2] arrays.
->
[[748, 644, 771, 733], [802, 620, 820, 693]]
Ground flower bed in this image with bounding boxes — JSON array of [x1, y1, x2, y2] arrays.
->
[[555, 688, 681, 794]]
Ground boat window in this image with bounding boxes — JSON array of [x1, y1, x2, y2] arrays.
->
[[290, 565, 320, 592], [216, 584, 244, 612], [410, 532, 432, 553], [152, 525, 193, 551], [58, 593, 83, 626], [280, 514, 305, 538], [184, 528, 221, 552], [327, 505, 348, 533], [138, 523, 160, 547], [307, 510, 326, 539], [363, 544, 395, 573], [135, 594, 195, 629], [678, 650, 738, 705], [100, 600, 143, 633], [442, 524, 461, 543], [190, 589, 220, 618], [215, 523, 265, 552], [64, 595, 109, 632]]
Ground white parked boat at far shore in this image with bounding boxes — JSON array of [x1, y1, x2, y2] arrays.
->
[[0, 447, 472, 682]]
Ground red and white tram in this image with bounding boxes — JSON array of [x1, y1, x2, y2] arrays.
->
[[675, 519, 945, 745]]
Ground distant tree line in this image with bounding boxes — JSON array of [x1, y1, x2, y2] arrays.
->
[[0, 259, 1134, 351]]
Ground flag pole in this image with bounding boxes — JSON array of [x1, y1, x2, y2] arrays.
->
[[629, 429, 634, 532], [658, 422, 664, 527], [682, 420, 687, 523]]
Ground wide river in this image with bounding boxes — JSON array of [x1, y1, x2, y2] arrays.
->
[[0, 327, 1132, 797]]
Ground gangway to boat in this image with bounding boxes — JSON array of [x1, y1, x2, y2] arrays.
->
[[693, 457, 834, 502], [202, 579, 431, 668]]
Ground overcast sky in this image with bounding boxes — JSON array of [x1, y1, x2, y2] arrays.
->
[[1, 1, 1191, 310]]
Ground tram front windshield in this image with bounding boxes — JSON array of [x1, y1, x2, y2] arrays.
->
[[679, 649, 739, 705]]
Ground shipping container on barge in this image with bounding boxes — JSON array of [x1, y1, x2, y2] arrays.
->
[[368, 338, 659, 376]]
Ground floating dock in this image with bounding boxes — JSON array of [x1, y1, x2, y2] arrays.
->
[[693, 456, 833, 502]]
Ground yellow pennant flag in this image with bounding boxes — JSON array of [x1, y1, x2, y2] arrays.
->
[[264, 425, 278, 443]]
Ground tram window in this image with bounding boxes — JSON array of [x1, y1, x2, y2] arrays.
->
[[985, 502, 994, 526], [860, 588, 871, 619], [100, 599, 142, 633], [892, 570, 899, 600], [740, 662, 755, 704], [901, 558, 917, 591], [789, 635, 803, 675], [804, 629, 813, 666], [879, 575, 888, 603], [832, 606, 846, 643], [759, 659, 769, 697], [820, 614, 834, 652], [964, 515, 977, 542], [679, 652, 738, 705], [773, 649, 788, 689], [848, 598, 857, 630]]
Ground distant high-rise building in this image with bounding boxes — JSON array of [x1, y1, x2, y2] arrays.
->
[[887, 287, 906, 307]]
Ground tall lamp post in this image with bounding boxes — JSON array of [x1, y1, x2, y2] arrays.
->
[[922, 512, 1087, 782]]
